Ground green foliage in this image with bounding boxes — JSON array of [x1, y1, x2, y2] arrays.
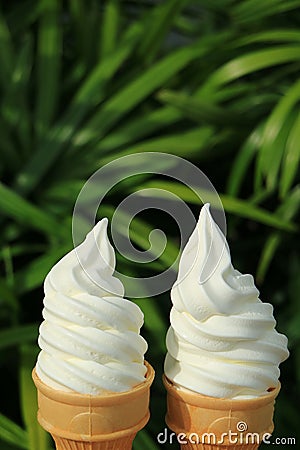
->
[[19, 345, 50, 450], [0, 1, 299, 449], [0, 413, 28, 449]]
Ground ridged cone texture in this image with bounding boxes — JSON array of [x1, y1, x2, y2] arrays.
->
[[32, 361, 154, 450], [163, 375, 280, 450], [53, 434, 135, 450]]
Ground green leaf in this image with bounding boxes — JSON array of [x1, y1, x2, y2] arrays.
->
[[35, 0, 62, 140], [14, 35, 33, 148], [248, 188, 273, 206], [0, 182, 66, 236], [157, 89, 247, 126], [227, 124, 263, 196], [137, 0, 189, 64], [236, 29, 300, 46], [2, 245, 14, 287], [135, 298, 167, 354], [5, 0, 40, 34], [133, 429, 160, 450], [262, 111, 296, 192], [0, 324, 38, 350], [0, 277, 19, 322], [100, 0, 120, 59], [73, 34, 226, 147], [0, 413, 28, 449], [19, 345, 50, 450], [0, 8, 14, 88], [133, 181, 298, 232], [15, 245, 71, 293], [0, 243, 45, 259], [44, 180, 84, 203], [212, 196, 299, 232], [68, 0, 102, 70], [256, 234, 281, 285], [2, 34, 33, 155], [97, 106, 181, 153], [257, 186, 300, 282], [256, 78, 300, 190], [233, 0, 300, 23], [200, 46, 300, 97], [0, 120, 17, 171], [99, 127, 214, 165], [280, 111, 300, 197], [14, 21, 143, 195], [68, 0, 88, 63]]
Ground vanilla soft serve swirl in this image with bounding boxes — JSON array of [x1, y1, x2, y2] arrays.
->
[[164, 204, 289, 399], [36, 219, 147, 394]]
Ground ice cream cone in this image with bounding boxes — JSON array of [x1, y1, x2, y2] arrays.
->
[[32, 361, 154, 450], [163, 375, 280, 450]]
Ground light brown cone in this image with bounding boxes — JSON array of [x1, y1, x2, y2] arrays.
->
[[32, 361, 154, 450], [163, 375, 280, 450]]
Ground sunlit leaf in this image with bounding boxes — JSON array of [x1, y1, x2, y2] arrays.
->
[[132, 181, 298, 232], [0, 413, 28, 449], [236, 29, 300, 46], [233, 0, 300, 23], [200, 46, 300, 97]]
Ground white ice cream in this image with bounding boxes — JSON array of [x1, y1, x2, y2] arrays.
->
[[36, 219, 147, 394], [164, 203, 289, 399]]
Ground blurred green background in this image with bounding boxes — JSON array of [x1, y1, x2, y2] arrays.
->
[[0, 0, 299, 449]]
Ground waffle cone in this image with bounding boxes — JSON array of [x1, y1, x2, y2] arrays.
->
[[163, 375, 280, 450], [32, 361, 154, 450]]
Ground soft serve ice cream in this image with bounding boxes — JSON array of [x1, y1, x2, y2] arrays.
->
[[164, 204, 289, 399], [36, 219, 147, 395]]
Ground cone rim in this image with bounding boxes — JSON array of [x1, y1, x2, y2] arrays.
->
[[163, 374, 280, 410], [33, 360, 154, 406]]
